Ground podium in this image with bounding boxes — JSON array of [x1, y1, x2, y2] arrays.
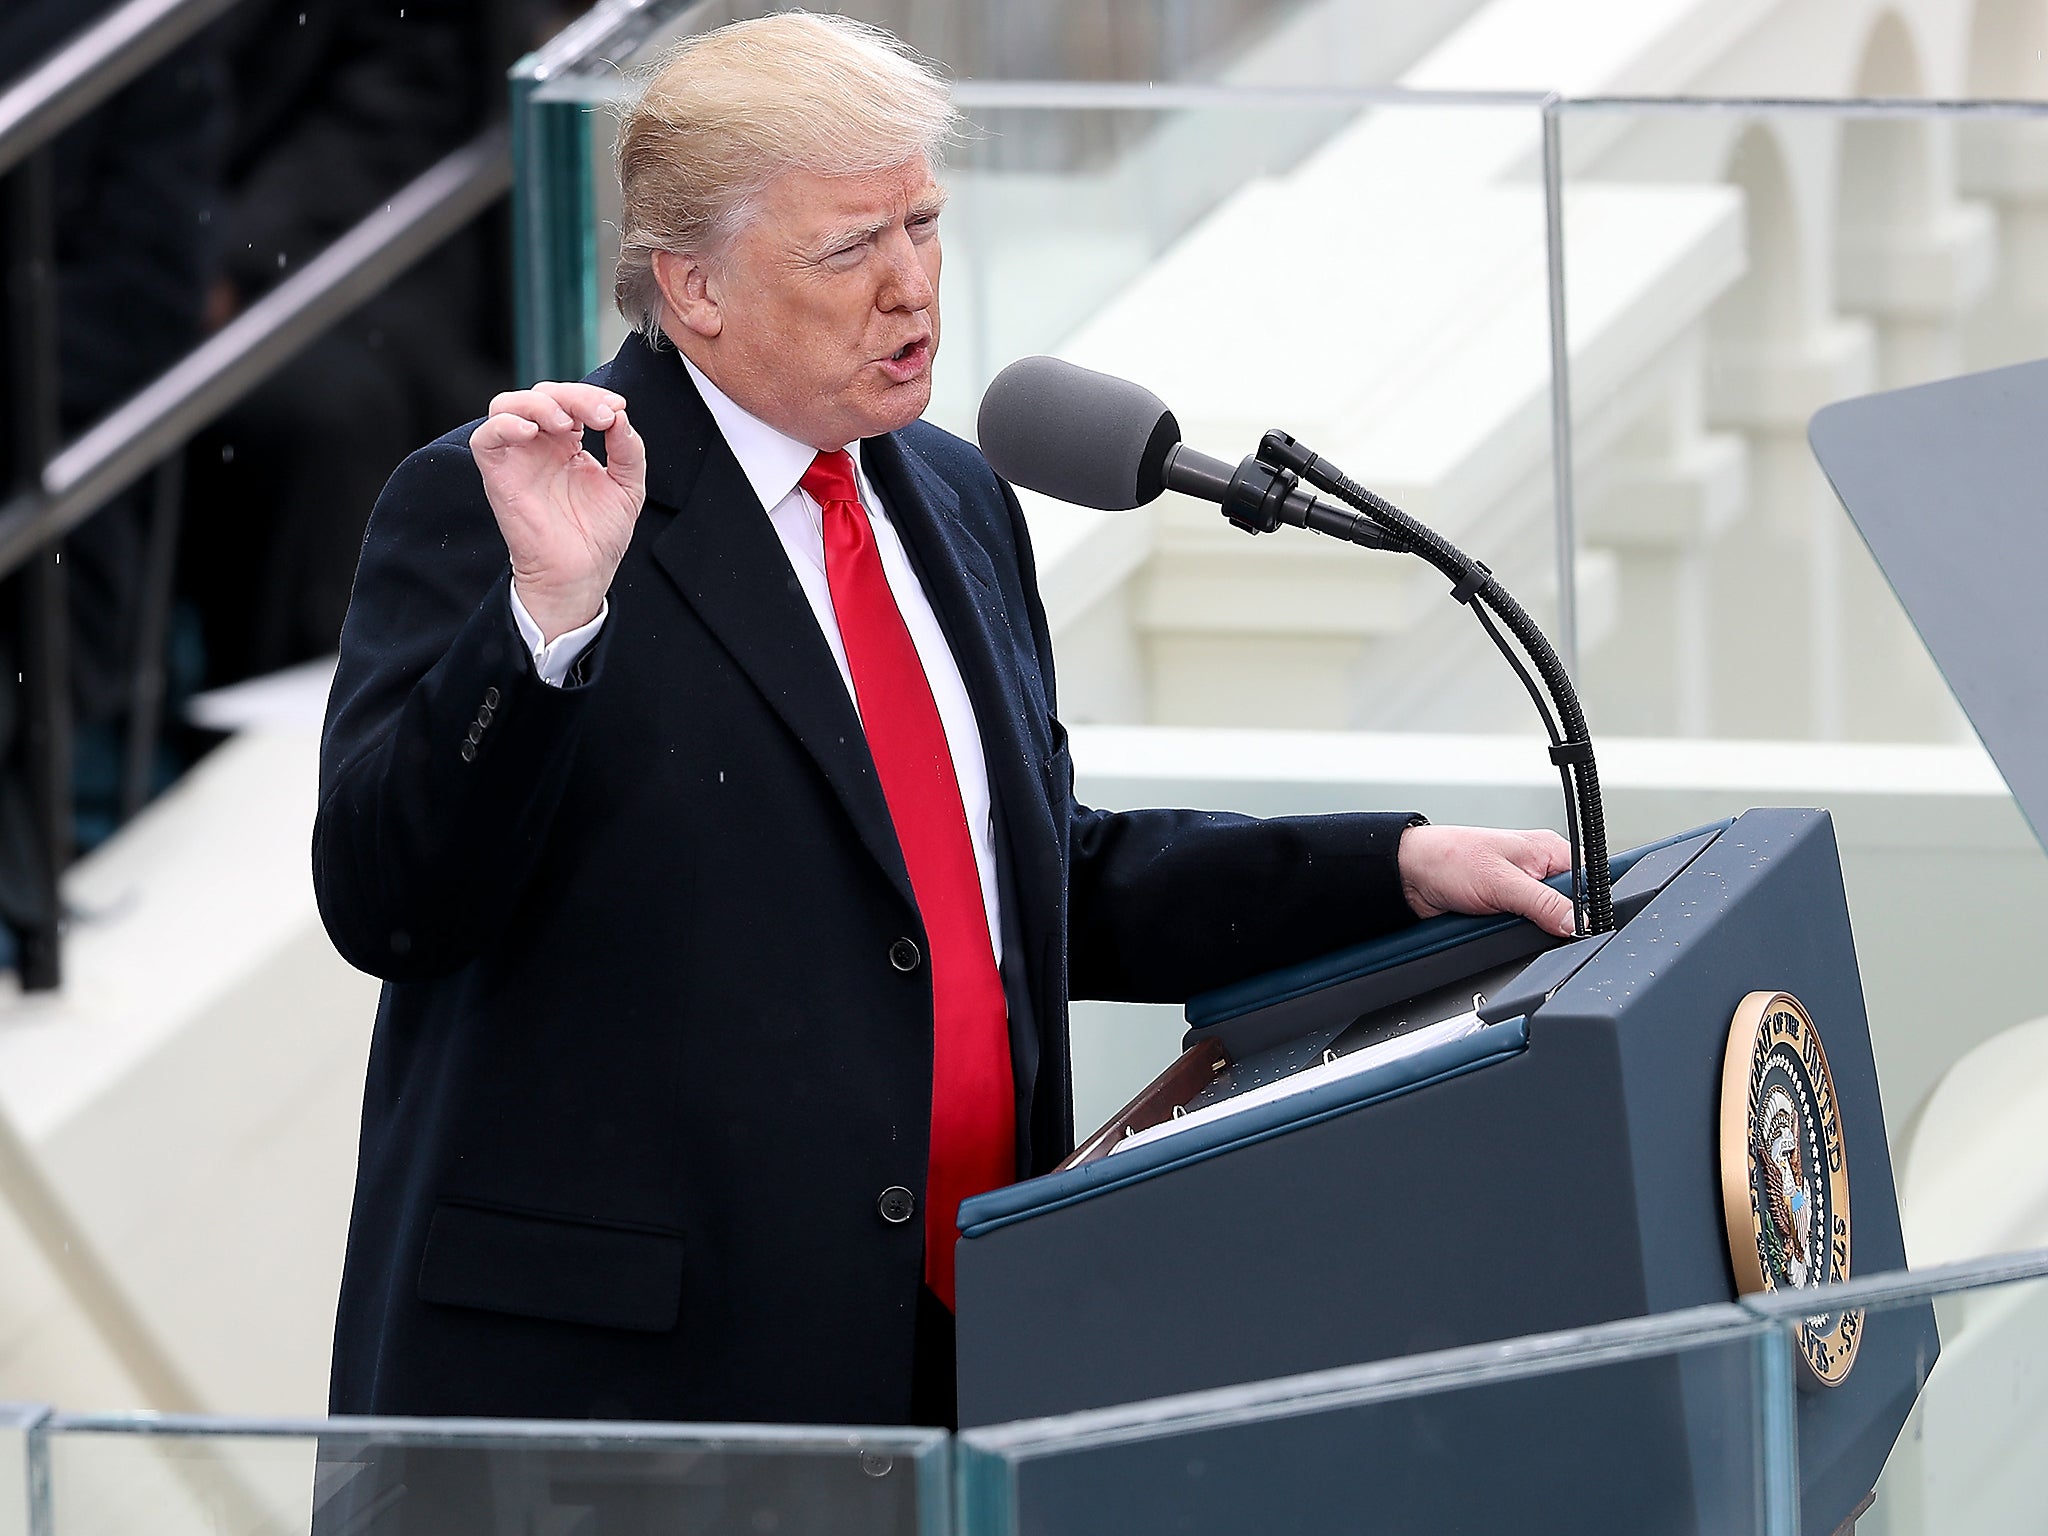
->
[[956, 808, 1933, 1535]]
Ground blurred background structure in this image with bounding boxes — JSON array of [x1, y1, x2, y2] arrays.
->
[[1, 0, 2046, 1529]]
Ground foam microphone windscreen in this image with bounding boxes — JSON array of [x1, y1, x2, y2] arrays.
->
[[976, 356, 1183, 510]]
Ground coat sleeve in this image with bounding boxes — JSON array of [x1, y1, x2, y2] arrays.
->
[[312, 437, 605, 981], [992, 479, 1423, 1004]]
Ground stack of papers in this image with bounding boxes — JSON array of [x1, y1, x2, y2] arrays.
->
[[1111, 1009, 1489, 1156]]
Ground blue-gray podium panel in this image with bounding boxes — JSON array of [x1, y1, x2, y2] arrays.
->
[[956, 810, 1932, 1536]]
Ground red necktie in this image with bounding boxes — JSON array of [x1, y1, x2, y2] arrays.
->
[[801, 449, 1015, 1310]]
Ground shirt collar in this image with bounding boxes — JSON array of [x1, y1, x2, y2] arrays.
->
[[679, 352, 863, 514]]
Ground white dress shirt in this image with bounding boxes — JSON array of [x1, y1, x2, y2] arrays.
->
[[509, 356, 1004, 962]]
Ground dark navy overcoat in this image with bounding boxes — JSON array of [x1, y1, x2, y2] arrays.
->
[[315, 334, 1419, 1425]]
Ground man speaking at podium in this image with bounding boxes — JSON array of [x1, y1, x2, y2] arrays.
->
[[315, 12, 1574, 1431]]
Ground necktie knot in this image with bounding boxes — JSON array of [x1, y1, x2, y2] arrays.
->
[[801, 449, 861, 510]]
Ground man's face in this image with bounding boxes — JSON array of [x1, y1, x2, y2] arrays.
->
[[684, 157, 944, 451]]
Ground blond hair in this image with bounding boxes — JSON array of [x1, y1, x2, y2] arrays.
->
[[614, 11, 959, 341]]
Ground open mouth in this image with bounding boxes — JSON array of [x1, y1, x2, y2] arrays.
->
[[880, 335, 931, 380]]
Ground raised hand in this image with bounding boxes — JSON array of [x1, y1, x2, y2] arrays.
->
[[470, 382, 648, 642], [1398, 824, 1578, 938]]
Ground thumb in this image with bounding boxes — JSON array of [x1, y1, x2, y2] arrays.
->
[[604, 408, 647, 493], [1510, 871, 1578, 938]]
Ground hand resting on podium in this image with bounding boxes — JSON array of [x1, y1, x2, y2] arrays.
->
[[1398, 824, 1576, 938]]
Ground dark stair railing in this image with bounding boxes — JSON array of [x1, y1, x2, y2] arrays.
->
[[0, 0, 512, 990]]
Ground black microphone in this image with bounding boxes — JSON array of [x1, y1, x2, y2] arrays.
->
[[976, 356, 1404, 551]]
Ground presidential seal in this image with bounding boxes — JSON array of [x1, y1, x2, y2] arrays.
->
[[1719, 991, 1862, 1387]]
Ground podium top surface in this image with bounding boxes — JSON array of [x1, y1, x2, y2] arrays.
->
[[1183, 820, 1726, 1029], [1810, 360, 2048, 852]]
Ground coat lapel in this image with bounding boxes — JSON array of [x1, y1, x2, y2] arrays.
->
[[603, 339, 915, 911], [600, 336, 1061, 941], [862, 430, 1063, 902]]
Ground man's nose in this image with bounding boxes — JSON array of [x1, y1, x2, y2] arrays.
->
[[877, 231, 936, 311]]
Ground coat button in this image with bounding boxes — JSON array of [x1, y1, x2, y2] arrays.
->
[[459, 741, 477, 763], [467, 722, 484, 744], [477, 704, 494, 727], [877, 1186, 916, 1224], [889, 938, 921, 972], [483, 687, 501, 708]]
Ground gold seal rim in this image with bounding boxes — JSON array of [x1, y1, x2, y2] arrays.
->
[[1718, 989, 1862, 1387], [1719, 991, 1777, 1298]]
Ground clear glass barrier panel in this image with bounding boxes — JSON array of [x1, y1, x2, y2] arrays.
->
[[1739, 1247, 2048, 1536], [523, 1, 1493, 89], [1549, 99, 2048, 1192], [514, 1, 1521, 379], [1553, 100, 2048, 747], [0, 1406, 42, 1536], [936, 95, 1564, 738], [957, 1306, 1782, 1536], [15, 1259, 2048, 1534], [41, 1418, 946, 1536]]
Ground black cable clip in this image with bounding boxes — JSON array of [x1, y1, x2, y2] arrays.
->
[[1257, 429, 1315, 476], [1547, 738, 1593, 768], [1450, 562, 1493, 606]]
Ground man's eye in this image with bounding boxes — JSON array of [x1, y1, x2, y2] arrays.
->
[[908, 214, 939, 237], [822, 243, 866, 268]]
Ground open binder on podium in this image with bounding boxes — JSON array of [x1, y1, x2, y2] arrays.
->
[[948, 354, 2048, 1532]]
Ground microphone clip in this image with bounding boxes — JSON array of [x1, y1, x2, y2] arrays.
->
[[1221, 457, 1303, 536]]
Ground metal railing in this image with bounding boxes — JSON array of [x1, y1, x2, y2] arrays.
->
[[0, 0, 513, 990]]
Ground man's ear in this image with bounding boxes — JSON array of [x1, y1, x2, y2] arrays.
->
[[653, 250, 721, 340]]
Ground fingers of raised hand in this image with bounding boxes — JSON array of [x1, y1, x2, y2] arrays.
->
[[482, 383, 628, 438], [469, 411, 542, 454], [534, 381, 628, 433]]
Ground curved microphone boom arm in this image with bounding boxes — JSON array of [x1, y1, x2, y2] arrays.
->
[[1214, 429, 1613, 935]]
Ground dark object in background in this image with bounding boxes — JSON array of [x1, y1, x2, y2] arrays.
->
[[181, 0, 550, 687], [0, 1, 223, 725], [1, 0, 569, 971], [0, 3, 225, 966]]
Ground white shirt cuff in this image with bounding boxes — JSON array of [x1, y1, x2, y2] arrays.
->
[[509, 584, 607, 688]]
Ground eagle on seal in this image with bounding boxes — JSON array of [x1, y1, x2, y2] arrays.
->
[[1751, 1101, 1810, 1275]]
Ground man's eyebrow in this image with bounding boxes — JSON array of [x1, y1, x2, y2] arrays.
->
[[811, 189, 951, 256]]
